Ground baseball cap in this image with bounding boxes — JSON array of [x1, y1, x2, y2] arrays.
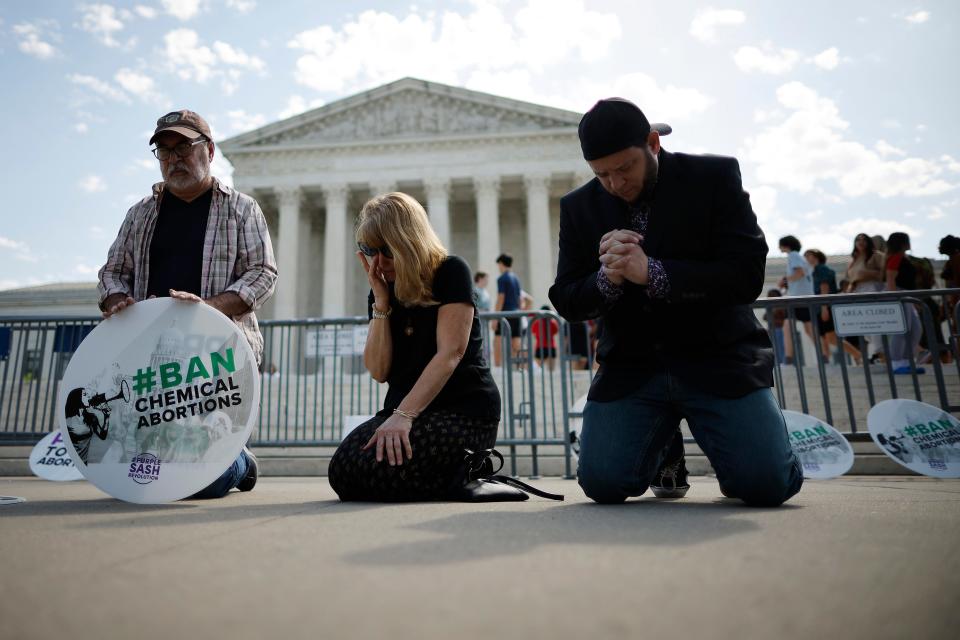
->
[[149, 110, 213, 145], [578, 98, 668, 161]]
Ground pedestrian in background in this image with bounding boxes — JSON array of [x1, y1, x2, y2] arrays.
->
[[884, 232, 924, 374], [805, 249, 862, 365], [844, 233, 886, 293], [778, 235, 814, 365]]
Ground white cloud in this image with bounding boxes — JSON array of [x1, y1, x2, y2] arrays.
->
[[212, 41, 265, 72], [593, 72, 713, 121], [73, 263, 99, 276], [226, 0, 256, 13], [75, 122, 90, 134], [689, 8, 745, 43], [927, 206, 946, 220], [162, 0, 202, 21], [77, 4, 130, 48], [68, 73, 130, 103], [78, 175, 107, 193], [811, 47, 840, 70], [288, 1, 620, 93], [742, 81, 958, 198], [734, 43, 800, 74], [226, 109, 266, 133], [277, 95, 325, 120], [904, 11, 930, 24], [161, 29, 264, 92], [135, 5, 157, 19], [114, 68, 166, 105], [874, 140, 905, 157], [942, 155, 960, 173], [787, 218, 922, 256], [13, 22, 59, 59], [0, 236, 38, 263], [0, 236, 28, 251]]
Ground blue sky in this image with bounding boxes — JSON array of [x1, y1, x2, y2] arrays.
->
[[0, 0, 957, 291]]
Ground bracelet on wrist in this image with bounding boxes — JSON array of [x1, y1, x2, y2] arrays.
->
[[393, 408, 418, 421], [372, 305, 392, 320]]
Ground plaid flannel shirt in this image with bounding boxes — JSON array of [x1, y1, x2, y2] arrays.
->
[[97, 177, 278, 364]]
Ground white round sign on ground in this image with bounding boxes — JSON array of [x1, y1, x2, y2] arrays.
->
[[57, 298, 260, 503], [867, 399, 960, 478], [30, 431, 84, 481], [783, 410, 854, 479]]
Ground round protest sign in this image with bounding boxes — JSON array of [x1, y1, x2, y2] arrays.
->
[[782, 410, 854, 479], [868, 399, 960, 478], [57, 298, 260, 503], [30, 431, 84, 481]]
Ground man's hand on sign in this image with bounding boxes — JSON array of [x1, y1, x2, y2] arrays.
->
[[102, 294, 136, 319], [169, 289, 203, 303]]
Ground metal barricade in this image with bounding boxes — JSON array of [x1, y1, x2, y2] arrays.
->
[[755, 288, 960, 436], [0, 316, 99, 442], [2, 289, 957, 476]]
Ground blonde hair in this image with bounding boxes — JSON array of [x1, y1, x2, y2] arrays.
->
[[356, 192, 447, 306]]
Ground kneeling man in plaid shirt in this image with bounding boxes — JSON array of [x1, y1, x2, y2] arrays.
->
[[98, 109, 278, 498]]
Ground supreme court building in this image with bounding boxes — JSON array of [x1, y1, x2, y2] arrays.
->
[[219, 77, 591, 320]]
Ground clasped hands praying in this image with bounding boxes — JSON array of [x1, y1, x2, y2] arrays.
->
[[599, 229, 649, 286]]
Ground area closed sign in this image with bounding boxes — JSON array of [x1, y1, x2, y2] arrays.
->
[[832, 302, 906, 336]]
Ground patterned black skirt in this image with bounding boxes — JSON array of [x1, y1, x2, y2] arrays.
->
[[327, 410, 499, 502]]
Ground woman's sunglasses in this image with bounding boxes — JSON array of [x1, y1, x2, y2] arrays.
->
[[358, 242, 393, 259]]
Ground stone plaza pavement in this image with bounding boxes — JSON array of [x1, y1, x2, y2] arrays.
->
[[1, 476, 957, 640]]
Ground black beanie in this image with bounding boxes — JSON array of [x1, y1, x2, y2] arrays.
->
[[578, 98, 651, 161]]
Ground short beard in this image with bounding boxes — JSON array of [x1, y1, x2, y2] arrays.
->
[[637, 147, 659, 201], [163, 157, 210, 193]]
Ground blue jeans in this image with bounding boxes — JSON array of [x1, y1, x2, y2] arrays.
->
[[578, 373, 803, 507], [188, 451, 250, 500]]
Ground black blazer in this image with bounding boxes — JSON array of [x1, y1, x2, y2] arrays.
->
[[548, 150, 773, 400]]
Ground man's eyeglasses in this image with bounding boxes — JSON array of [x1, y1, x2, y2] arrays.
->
[[151, 138, 208, 161], [358, 242, 393, 259]]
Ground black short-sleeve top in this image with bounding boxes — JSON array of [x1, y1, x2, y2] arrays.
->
[[368, 255, 501, 420]]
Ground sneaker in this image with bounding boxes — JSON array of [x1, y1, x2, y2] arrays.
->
[[893, 366, 926, 375], [236, 446, 258, 492], [651, 453, 690, 499]]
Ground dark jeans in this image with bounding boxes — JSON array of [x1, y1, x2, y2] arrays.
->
[[577, 373, 803, 507], [188, 450, 250, 500]]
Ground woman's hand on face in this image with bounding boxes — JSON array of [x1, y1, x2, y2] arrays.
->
[[357, 251, 390, 302], [362, 414, 414, 465]]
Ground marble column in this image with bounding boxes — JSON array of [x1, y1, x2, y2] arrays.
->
[[275, 186, 302, 320], [424, 178, 451, 248], [574, 170, 595, 189], [322, 184, 349, 317], [473, 176, 501, 304], [369, 180, 396, 197], [524, 174, 552, 307]]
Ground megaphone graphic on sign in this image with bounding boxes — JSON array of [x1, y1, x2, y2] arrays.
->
[[89, 379, 131, 409]]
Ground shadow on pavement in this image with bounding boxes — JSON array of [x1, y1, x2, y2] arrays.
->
[[344, 499, 801, 566]]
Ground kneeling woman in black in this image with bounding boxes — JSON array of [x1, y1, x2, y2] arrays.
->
[[327, 192, 506, 501]]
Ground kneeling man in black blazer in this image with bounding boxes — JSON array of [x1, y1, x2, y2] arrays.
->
[[549, 98, 802, 506]]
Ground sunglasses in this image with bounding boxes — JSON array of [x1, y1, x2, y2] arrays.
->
[[358, 241, 393, 259]]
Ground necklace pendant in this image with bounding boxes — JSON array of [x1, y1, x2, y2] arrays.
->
[[404, 326, 414, 336]]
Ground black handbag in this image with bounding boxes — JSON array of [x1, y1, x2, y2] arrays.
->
[[450, 448, 564, 502]]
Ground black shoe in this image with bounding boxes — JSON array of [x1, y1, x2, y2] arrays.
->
[[451, 449, 564, 502], [452, 479, 529, 502], [651, 449, 690, 499], [236, 447, 258, 492]]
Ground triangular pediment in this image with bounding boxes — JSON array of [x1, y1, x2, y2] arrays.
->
[[221, 77, 581, 150]]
